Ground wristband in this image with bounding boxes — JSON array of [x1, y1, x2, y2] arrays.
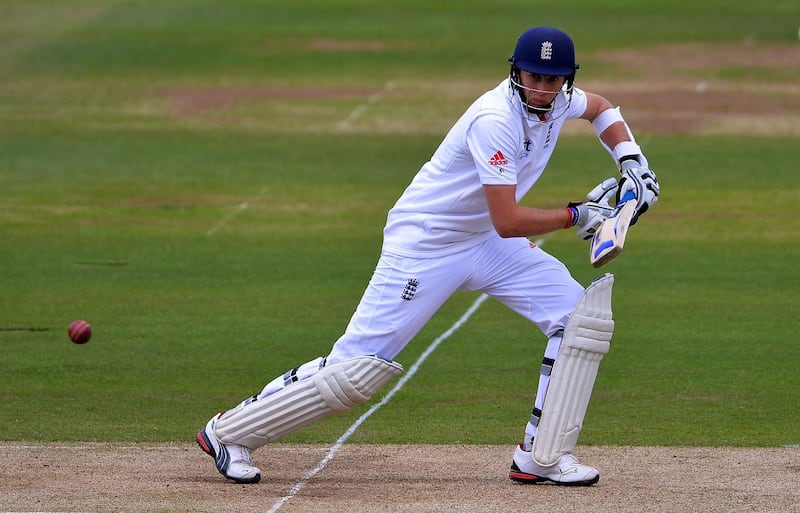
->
[[564, 207, 577, 229], [612, 141, 643, 165]]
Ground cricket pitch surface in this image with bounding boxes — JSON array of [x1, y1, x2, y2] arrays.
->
[[2, 443, 798, 513]]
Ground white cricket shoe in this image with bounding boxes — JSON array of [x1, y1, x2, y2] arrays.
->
[[508, 444, 599, 486], [196, 413, 262, 484]]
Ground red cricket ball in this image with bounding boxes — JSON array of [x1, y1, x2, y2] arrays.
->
[[68, 320, 92, 344]]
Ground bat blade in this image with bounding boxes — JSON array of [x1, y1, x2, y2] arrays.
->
[[589, 197, 636, 268]]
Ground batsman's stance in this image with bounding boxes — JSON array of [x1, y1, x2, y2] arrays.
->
[[197, 26, 659, 486]]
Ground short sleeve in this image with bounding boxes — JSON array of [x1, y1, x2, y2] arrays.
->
[[466, 112, 520, 186], [567, 87, 589, 119]]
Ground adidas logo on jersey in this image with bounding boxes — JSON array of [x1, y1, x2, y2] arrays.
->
[[488, 150, 509, 166]]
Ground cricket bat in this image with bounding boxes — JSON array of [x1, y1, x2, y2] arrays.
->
[[589, 191, 636, 268]]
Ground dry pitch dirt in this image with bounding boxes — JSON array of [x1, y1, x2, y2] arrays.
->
[[4, 42, 799, 513], [2, 443, 799, 513]]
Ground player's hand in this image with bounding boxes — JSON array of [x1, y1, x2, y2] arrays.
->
[[566, 178, 617, 240], [586, 177, 618, 205], [617, 160, 659, 224], [567, 201, 615, 240]]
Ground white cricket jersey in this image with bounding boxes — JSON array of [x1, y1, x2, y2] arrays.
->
[[382, 78, 589, 257]]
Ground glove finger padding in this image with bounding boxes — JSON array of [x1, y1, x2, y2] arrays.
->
[[586, 177, 618, 205]]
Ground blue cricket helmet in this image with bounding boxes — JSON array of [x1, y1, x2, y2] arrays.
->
[[508, 26, 579, 78]]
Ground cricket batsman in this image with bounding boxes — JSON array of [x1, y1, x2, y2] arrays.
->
[[196, 26, 659, 486]]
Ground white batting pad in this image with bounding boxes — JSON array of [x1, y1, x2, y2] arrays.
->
[[214, 355, 403, 450], [532, 273, 615, 466]]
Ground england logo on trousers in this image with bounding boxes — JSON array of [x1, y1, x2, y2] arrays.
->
[[401, 278, 419, 301]]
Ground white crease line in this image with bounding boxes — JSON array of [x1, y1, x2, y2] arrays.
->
[[206, 202, 248, 236], [337, 81, 396, 131], [206, 186, 268, 236], [265, 292, 490, 513], [265, 237, 547, 513]]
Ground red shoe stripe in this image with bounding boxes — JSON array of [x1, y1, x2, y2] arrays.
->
[[196, 432, 212, 454], [509, 470, 543, 483]]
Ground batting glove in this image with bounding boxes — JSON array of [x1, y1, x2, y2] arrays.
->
[[567, 178, 618, 240], [567, 201, 615, 240], [617, 159, 659, 224], [566, 177, 618, 240], [586, 176, 619, 204]]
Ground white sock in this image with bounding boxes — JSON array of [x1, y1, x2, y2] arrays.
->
[[256, 357, 326, 400]]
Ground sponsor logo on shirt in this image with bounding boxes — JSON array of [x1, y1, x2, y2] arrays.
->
[[488, 150, 509, 166]]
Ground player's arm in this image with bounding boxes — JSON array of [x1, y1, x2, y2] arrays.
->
[[581, 92, 660, 221], [484, 180, 616, 240], [483, 184, 571, 238], [581, 92, 631, 153]]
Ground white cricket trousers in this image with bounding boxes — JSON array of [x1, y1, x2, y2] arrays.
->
[[327, 235, 583, 364]]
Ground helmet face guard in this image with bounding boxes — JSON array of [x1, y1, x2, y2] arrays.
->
[[508, 27, 580, 119]]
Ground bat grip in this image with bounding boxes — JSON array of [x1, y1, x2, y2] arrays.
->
[[611, 190, 636, 216], [619, 190, 636, 204]]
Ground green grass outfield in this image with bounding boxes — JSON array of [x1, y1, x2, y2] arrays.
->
[[1, 1, 798, 448]]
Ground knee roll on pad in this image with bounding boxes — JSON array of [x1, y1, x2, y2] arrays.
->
[[214, 355, 403, 450]]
